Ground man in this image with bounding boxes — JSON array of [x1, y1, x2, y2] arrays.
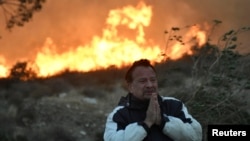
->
[[103, 59, 202, 141]]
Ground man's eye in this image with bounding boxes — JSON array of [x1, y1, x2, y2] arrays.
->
[[138, 79, 146, 83], [150, 78, 157, 82]]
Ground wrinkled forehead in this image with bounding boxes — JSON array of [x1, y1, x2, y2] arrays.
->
[[132, 66, 156, 79]]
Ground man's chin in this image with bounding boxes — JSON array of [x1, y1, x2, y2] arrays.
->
[[143, 93, 152, 98]]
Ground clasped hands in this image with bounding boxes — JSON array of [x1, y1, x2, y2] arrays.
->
[[144, 93, 162, 128]]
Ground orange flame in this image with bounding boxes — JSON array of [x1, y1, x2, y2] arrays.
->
[[0, 1, 207, 78], [0, 55, 8, 78], [166, 25, 207, 60], [35, 1, 162, 77]]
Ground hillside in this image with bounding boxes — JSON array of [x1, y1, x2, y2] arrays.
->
[[0, 51, 250, 141]]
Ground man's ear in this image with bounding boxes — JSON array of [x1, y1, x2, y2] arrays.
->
[[127, 83, 133, 93]]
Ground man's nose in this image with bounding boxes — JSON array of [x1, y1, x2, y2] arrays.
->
[[145, 80, 153, 87]]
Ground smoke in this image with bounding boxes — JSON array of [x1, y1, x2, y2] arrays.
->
[[0, 0, 249, 66]]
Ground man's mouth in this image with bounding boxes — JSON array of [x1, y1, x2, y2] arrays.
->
[[143, 90, 156, 95]]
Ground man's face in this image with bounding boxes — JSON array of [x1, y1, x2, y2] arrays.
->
[[128, 66, 158, 100]]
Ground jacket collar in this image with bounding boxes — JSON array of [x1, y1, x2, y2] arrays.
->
[[118, 93, 162, 110]]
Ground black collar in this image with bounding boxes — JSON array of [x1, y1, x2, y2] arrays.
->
[[118, 93, 162, 110]]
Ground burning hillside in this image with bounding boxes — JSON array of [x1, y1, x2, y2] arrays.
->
[[0, 1, 208, 78]]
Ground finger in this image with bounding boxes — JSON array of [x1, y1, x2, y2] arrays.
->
[[155, 102, 161, 125], [151, 92, 157, 101], [148, 94, 155, 112], [145, 94, 157, 126], [152, 92, 157, 97]]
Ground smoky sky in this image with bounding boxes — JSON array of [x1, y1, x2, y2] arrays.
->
[[0, 0, 249, 65]]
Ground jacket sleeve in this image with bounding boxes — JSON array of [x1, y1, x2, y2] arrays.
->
[[162, 99, 202, 141], [103, 106, 147, 141]]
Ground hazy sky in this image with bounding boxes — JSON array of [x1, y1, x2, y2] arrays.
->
[[0, 0, 249, 65]]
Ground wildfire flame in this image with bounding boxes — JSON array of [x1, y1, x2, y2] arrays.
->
[[165, 25, 207, 60], [0, 1, 207, 78], [0, 55, 8, 78]]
